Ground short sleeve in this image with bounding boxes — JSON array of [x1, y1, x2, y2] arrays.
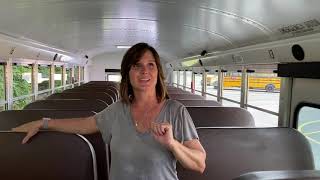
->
[[94, 104, 117, 144], [173, 104, 199, 143]]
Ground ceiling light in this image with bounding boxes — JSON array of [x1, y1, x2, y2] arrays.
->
[[116, 45, 131, 49]]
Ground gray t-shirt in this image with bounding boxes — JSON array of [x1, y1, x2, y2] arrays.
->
[[94, 99, 198, 180]]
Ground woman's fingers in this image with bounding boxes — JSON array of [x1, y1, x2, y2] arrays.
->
[[162, 122, 170, 133], [151, 122, 160, 136], [151, 122, 170, 136], [11, 120, 42, 144], [12, 121, 41, 132], [22, 128, 39, 144], [157, 124, 164, 135], [151, 122, 159, 136]]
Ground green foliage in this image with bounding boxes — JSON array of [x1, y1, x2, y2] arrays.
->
[[74, 66, 79, 82], [66, 69, 72, 84], [55, 67, 62, 88], [54, 88, 63, 93], [38, 80, 50, 91], [38, 66, 50, 78], [13, 66, 32, 97], [38, 66, 51, 91], [12, 97, 32, 110], [0, 65, 79, 110], [12, 66, 32, 109], [55, 80, 62, 87]]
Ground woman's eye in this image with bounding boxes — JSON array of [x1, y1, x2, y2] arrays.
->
[[148, 63, 155, 68], [132, 64, 139, 69]]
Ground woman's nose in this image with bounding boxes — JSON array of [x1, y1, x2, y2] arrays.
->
[[140, 65, 148, 73]]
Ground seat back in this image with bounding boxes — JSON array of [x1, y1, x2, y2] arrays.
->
[[84, 81, 119, 87], [47, 92, 114, 105], [178, 100, 221, 107], [177, 128, 315, 180], [64, 88, 117, 102], [186, 107, 255, 127], [233, 170, 320, 180], [169, 94, 205, 100], [0, 110, 95, 130], [167, 90, 191, 94], [0, 131, 97, 180], [23, 99, 108, 112], [0, 110, 108, 180]]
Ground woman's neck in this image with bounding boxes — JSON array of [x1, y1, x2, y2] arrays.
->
[[132, 90, 158, 107]]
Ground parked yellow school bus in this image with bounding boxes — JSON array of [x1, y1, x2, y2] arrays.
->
[[223, 75, 281, 92]]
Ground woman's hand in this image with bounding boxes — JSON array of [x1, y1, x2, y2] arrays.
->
[[151, 122, 176, 150], [11, 120, 42, 144], [151, 122, 206, 173]]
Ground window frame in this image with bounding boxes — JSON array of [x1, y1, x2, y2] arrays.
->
[[293, 102, 320, 129]]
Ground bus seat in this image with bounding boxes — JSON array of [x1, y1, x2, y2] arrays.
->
[[177, 128, 314, 180], [169, 94, 205, 100], [64, 88, 118, 102], [74, 86, 119, 98], [105, 86, 120, 99], [0, 110, 95, 130], [47, 92, 114, 105], [84, 81, 119, 87], [177, 100, 222, 107], [0, 131, 97, 180], [186, 107, 255, 127], [167, 90, 192, 94], [23, 99, 108, 112], [233, 170, 320, 180], [0, 110, 109, 180]]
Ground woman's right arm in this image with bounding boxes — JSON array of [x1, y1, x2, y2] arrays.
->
[[12, 116, 98, 144]]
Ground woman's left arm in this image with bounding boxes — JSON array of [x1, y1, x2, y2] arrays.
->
[[151, 123, 206, 173], [170, 138, 206, 173]]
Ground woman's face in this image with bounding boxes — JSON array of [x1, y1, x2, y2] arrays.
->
[[129, 50, 158, 93]]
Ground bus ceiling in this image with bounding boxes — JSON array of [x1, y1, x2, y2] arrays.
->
[[0, 1, 319, 66]]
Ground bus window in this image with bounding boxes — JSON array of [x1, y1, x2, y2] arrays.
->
[[37, 65, 51, 100], [184, 71, 192, 91], [185, 71, 192, 91], [81, 66, 85, 83], [206, 72, 218, 100], [12, 64, 32, 110], [73, 66, 79, 87], [66, 68, 72, 89], [296, 104, 320, 170], [172, 71, 178, 86], [106, 74, 121, 82], [248, 73, 280, 92], [179, 71, 184, 87], [74, 66, 79, 84], [247, 72, 280, 127], [194, 73, 202, 95], [54, 65, 63, 93], [248, 107, 278, 127], [0, 64, 5, 111], [222, 72, 241, 107]]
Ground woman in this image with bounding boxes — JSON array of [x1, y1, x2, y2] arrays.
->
[[13, 42, 206, 180]]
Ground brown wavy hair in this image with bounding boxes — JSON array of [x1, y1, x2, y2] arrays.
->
[[120, 42, 169, 104]]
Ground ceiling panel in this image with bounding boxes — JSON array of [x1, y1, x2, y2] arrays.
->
[[0, 0, 319, 62]]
